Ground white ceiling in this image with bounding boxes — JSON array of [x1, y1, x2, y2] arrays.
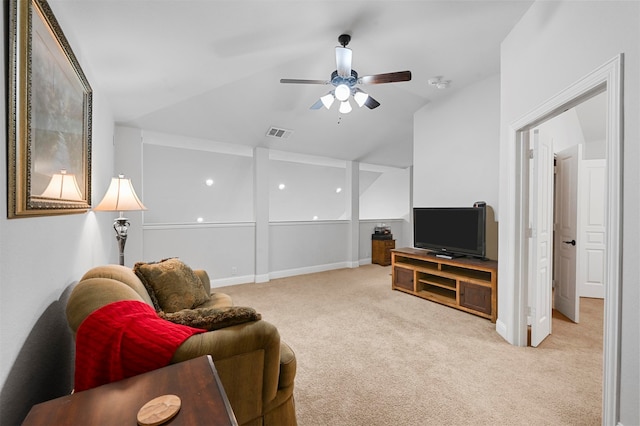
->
[[48, 0, 535, 168]]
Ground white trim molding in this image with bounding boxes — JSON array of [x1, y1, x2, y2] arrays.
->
[[505, 54, 623, 425]]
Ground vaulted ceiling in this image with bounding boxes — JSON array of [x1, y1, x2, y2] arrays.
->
[[49, 0, 534, 168]]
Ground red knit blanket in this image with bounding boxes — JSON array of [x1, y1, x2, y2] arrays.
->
[[74, 300, 205, 392]]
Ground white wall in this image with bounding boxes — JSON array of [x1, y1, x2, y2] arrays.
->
[[269, 221, 350, 276], [499, 1, 639, 424], [131, 128, 410, 284], [143, 144, 254, 224], [270, 160, 347, 221], [413, 74, 501, 259], [0, 5, 116, 423], [414, 74, 500, 210], [359, 166, 411, 220], [538, 109, 586, 153], [143, 223, 256, 285]]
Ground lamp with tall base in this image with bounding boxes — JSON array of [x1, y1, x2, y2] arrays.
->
[[94, 175, 147, 266]]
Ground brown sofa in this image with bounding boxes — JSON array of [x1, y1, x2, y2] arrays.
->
[[66, 264, 297, 426]]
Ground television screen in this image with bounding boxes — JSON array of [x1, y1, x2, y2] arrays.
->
[[413, 207, 486, 258]]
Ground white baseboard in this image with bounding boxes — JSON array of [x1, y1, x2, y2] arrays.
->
[[269, 261, 351, 280], [254, 273, 270, 283], [495, 318, 509, 343], [210, 259, 381, 287], [210, 274, 255, 288]]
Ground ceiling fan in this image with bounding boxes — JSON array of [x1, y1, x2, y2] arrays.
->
[[280, 34, 411, 113]]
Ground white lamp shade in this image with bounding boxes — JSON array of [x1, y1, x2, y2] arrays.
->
[[94, 175, 147, 211], [320, 93, 335, 109], [354, 90, 369, 107], [339, 100, 352, 114], [39, 170, 83, 201]]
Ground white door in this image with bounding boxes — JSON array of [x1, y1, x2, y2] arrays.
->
[[529, 130, 554, 347], [578, 159, 606, 298], [554, 144, 582, 323]]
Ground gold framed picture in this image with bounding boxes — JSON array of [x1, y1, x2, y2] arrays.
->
[[8, 0, 92, 218]]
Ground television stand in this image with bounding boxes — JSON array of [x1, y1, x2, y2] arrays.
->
[[391, 247, 498, 322]]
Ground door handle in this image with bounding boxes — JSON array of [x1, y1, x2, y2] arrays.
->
[[563, 239, 576, 246]]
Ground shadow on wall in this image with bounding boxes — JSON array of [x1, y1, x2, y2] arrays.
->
[[0, 283, 76, 425], [486, 206, 499, 261]]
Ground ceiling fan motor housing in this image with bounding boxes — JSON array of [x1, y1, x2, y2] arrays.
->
[[331, 69, 358, 88]]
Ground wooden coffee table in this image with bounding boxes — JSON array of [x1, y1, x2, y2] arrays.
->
[[22, 355, 237, 426]]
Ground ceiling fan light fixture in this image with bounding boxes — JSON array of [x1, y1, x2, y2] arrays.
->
[[339, 100, 352, 114], [280, 34, 412, 113], [354, 90, 369, 107], [320, 93, 335, 109], [335, 84, 350, 101]]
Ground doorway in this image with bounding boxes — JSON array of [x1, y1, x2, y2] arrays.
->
[[510, 55, 623, 424], [531, 90, 607, 332]]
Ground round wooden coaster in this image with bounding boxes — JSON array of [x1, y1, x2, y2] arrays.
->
[[137, 394, 181, 426]]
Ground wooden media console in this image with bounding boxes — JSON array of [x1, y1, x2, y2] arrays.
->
[[391, 247, 498, 322]]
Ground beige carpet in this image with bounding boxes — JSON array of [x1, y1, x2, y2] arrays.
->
[[219, 265, 603, 426]]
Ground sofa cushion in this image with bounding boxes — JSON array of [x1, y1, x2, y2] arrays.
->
[[134, 258, 210, 313], [159, 306, 261, 331], [196, 292, 234, 310]]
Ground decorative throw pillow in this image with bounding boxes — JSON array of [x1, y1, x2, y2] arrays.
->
[[134, 258, 210, 313], [159, 306, 261, 331]]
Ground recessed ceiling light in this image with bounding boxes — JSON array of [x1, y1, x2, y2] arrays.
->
[[336, 187, 342, 193], [205, 179, 214, 186], [196, 217, 204, 223], [278, 183, 286, 190], [428, 76, 451, 89], [313, 216, 318, 220]]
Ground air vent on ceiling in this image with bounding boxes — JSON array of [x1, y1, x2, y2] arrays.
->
[[266, 126, 293, 139]]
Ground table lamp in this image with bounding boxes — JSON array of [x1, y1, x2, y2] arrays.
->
[[94, 174, 147, 265]]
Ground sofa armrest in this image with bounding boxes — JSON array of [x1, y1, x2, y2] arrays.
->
[[193, 269, 233, 309], [277, 342, 296, 390], [170, 319, 281, 423], [66, 278, 147, 333]]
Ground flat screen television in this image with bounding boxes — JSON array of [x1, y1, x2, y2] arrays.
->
[[413, 207, 486, 259]]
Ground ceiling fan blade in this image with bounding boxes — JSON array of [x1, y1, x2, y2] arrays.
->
[[335, 47, 352, 78], [310, 99, 324, 110], [364, 96, 380, 109], [280, 79, 329, 85], [360, 70, 412, 85]]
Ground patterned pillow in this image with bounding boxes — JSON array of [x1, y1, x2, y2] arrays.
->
[[159, 306, 261, 331], [134, 258, 210, 313]]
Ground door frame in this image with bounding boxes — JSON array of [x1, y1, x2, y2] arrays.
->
[[508, 54, 622, 423]]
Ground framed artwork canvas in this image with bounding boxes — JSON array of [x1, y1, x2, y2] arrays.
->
[[8, 0, 92, 218]]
